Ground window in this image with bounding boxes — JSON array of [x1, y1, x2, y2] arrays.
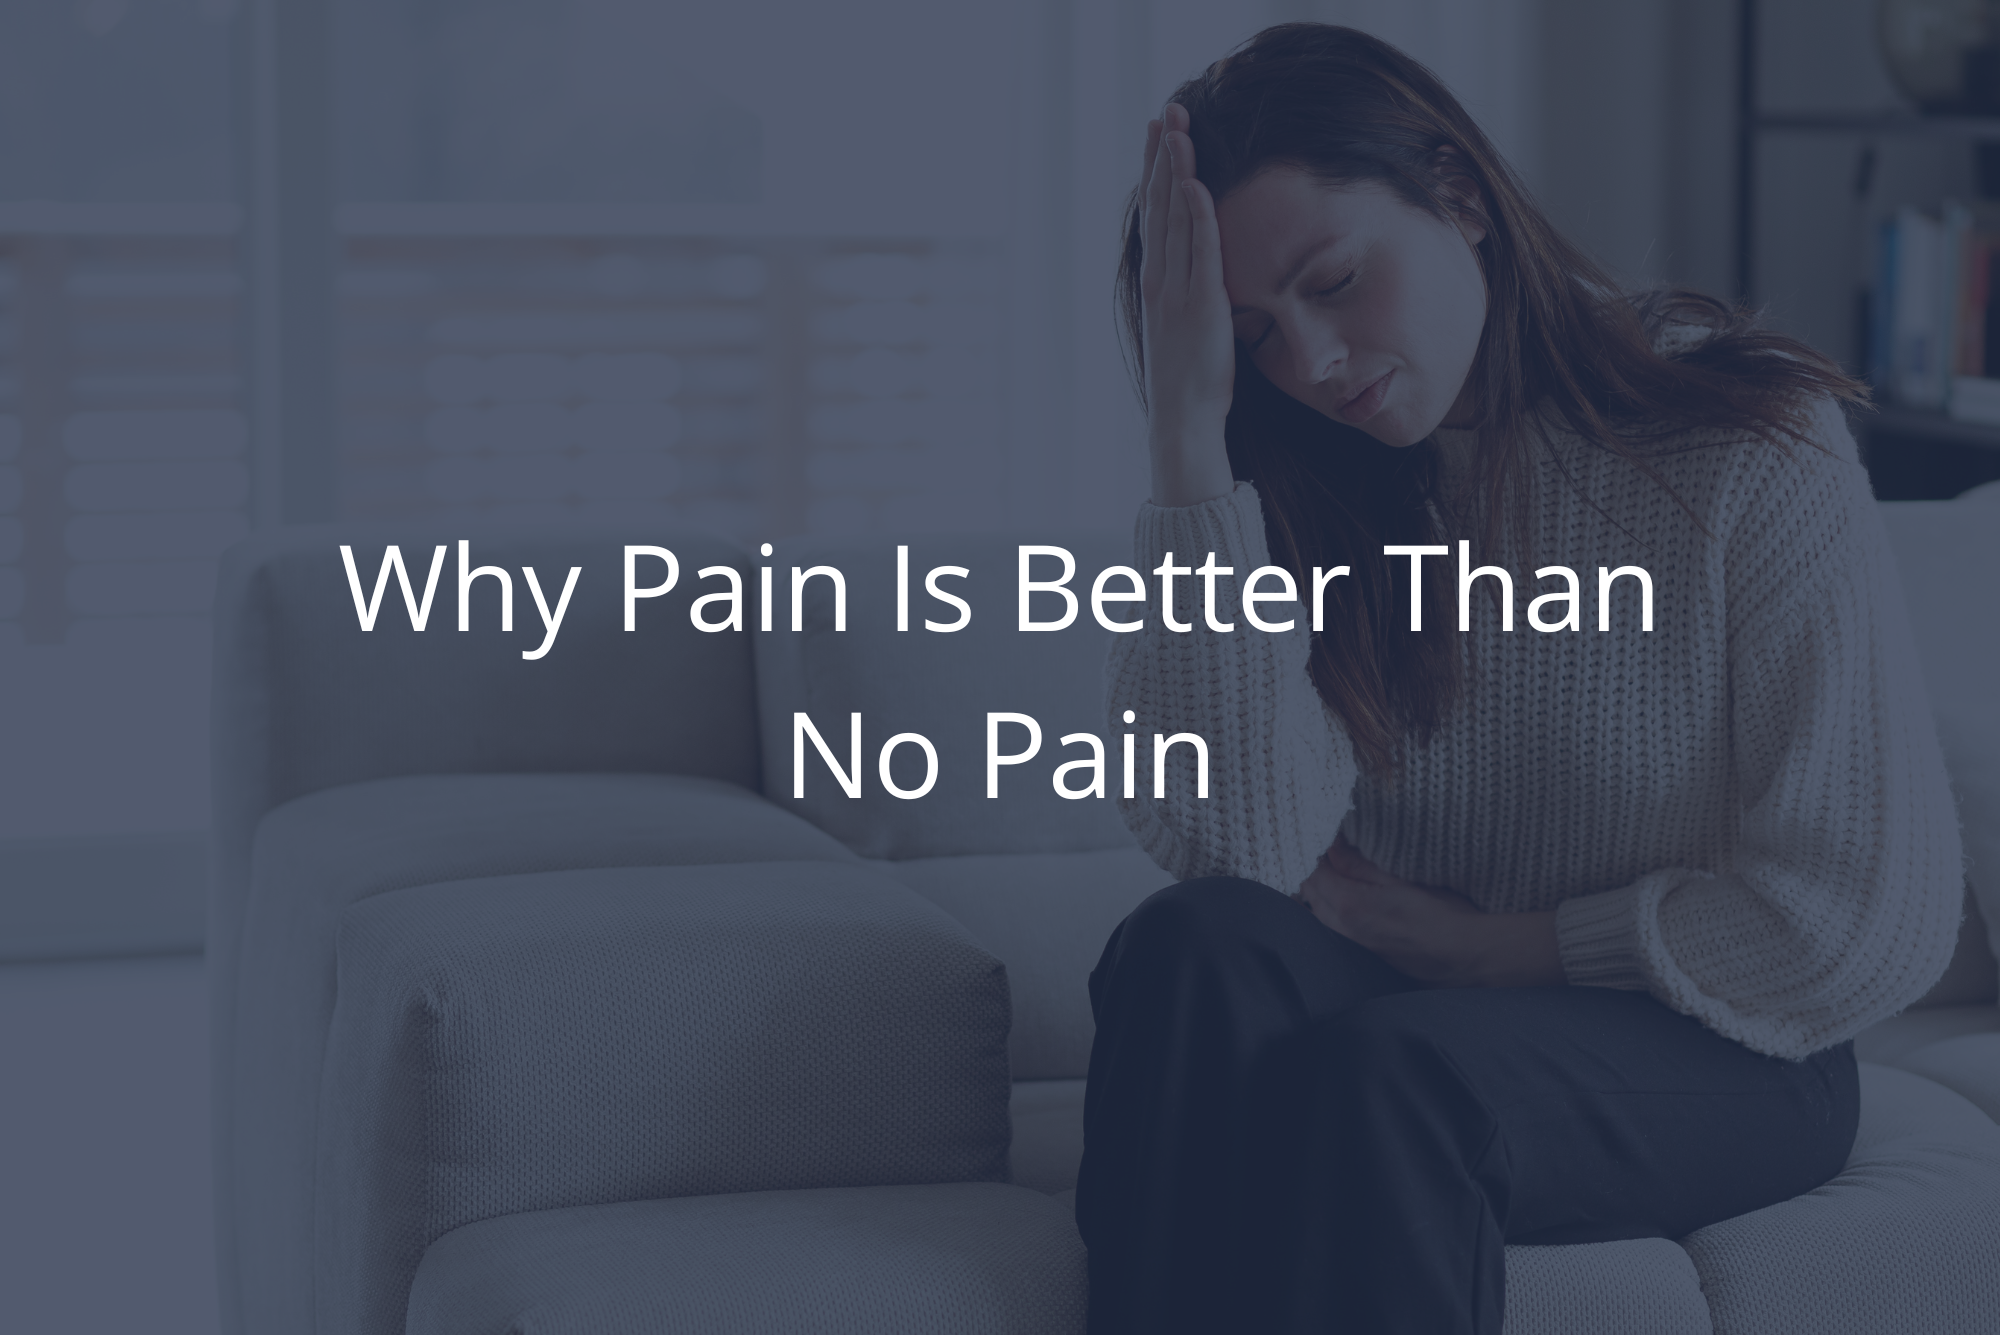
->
[[0, 0, 236, 846], [329, 0, 1024, 539], [4, 0, 1546, 862], [334, 228, 1003, 538], [1, 221, 246, 644]]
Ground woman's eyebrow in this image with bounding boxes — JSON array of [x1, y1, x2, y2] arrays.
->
[[1230, 235, 1341, 314]]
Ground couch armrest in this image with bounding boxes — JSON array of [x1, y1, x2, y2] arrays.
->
[[316, 859, 1012, 1335], [208, 522, 764, 1335]]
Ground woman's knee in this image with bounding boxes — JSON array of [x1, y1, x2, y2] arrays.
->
[[1117, 875, 1291, 957], [1091, 876, 1294, 1002], [1314, 993, 1487, 1107]]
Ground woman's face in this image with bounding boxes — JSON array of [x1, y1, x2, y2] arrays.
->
[[1215, 167, 1488, 448]]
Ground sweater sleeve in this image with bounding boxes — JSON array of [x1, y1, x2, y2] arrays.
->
[[1554, 416, 1965, 1060], [1103, 479, 1359, 894]]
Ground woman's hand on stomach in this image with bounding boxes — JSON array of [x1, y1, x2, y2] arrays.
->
[[1138, 102, 1237, 507], [1296, 836, 1565, 988]]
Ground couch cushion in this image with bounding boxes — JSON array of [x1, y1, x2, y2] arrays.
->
[[1877, 501, 2000, 962], [1899, 1034, 2000, 1123], [1852, 1002, 2000, 1066], [1050, 1180, 1712, 1331], [404, 1182, 1086, 1335], [212, 524, 763, 894], [879, 848, 1169, 1079], [405, 1174, 1713, 1335], [1912, 884, 1998, 1007], [1934, 700, 2000, 966], [1500, 1241, 1712, 1335], [322, 861, 1013, 1335], [225, 773, 858, 1335], [1031, 1059, 2000, 1333], [754, 530, 1138, 859], [1876, 498, 2000, 716], [1679, 1063, 2000, 1335]]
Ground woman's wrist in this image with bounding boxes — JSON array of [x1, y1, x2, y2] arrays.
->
[[1147, 417, 1234, 508], [1468, 911, 1565, 988]]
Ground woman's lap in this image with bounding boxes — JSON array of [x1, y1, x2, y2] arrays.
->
[[1078, 875, 1859, 1334], [1318, 981, 1858, 1243]]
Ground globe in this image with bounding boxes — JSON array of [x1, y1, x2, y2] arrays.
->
[[1878, 0, 2000, 112]]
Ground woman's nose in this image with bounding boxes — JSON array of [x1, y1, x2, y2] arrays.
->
[[1288, 320, 1345, 386]]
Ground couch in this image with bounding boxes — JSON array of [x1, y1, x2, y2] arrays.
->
[[208, 489, 2000, 1334]]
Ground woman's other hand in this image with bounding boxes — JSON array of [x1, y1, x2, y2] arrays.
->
[[1138, 102, 1237, 507], [1296, 836, 1566, 988]]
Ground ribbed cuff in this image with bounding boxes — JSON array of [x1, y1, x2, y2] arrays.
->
[[1133, 479, 1274, 572], [1555, 884, 1652, 991]]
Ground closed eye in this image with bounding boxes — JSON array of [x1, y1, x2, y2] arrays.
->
[[1241, 273, 1354, 354], [1311, 271, 1356, 301]]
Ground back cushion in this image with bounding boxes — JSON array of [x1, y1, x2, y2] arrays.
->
[[1876, 500, 1999, 718], [1877, 500, 2000, 969], [216, 522, 761, 820], [754, 530, 1138, 859]]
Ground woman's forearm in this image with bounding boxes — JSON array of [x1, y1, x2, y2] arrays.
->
[[1148, 418, 1235, 508]]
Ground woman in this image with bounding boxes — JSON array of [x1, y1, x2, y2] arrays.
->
[[1079, 23, 1964, 1335]]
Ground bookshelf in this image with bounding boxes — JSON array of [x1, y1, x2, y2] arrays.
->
[[1754, 111, 2000, 138], [1736, 0, 2000, 500]]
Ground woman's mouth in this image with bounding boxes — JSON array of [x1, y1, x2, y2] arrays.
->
[[1337, 369, 1393, 425]]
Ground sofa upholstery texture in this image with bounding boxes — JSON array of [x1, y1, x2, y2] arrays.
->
[[211, 499, 2000, 1334]]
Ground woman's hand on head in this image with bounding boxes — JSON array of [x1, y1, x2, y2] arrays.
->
[[1139, 103, 1237, 508], [1295, 836, 1566, 988]]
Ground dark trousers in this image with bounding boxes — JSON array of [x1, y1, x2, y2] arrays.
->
[[1075, 877, 1859, 1334]]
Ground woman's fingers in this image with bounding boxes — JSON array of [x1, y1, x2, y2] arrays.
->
[[1143, 105, 1197, 298], [1139, 119, 1163, 259], [1161, 130, 1192, 290], [1133, 98, 1235, 478], [1322, 839, 1373, 876], [1303, 872, 1379, 944], [1185, 172, 1223, 299], [1142, 122, 1173, 280], [1137, 117, 1161, 206], [1324, 837, 1405, 888]]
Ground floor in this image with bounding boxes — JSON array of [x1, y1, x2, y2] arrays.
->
[[0, 954, 217, 1335]]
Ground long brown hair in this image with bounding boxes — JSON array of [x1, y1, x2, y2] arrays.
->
[[1114, 22, 1869, 777]]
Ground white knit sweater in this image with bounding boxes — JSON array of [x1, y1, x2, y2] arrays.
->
[[1106, 384, 1965, 1060]]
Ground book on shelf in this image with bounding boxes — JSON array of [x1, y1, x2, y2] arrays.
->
[[1870, 202, 2000, 426]]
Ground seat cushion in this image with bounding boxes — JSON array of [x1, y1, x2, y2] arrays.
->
[[405, 1182, 1087, 1334], [880, 848, 1169, 1079], [1500, 1241, 1712, 1335], [406, 1181, 1713, 1335], [1031, 1064, 2000, 1333], [1852, 1002, 2000, 1066], [1053, 1187, 1713, 1331], [1899, 1034, 2000, 1123], [1679, 1063, 2000, 1334], [226, 773, 858, 1335]]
